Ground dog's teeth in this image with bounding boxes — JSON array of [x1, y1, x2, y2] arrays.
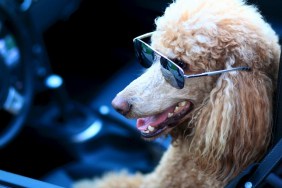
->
[[148, 125, 155, 132], [174, 106, 180, 112], [168, 112, 174, 118], [178, 101, 187, 107], [142, 130, 150, 134]]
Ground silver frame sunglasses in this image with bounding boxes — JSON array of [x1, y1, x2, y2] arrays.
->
[[133, 32, 251, 89]]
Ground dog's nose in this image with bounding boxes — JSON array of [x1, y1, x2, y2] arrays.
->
[[111, 96, 131, 116]]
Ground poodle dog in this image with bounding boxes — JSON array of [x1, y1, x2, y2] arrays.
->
[[74, 0, 281, 187]]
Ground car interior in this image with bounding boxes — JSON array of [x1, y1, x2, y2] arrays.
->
[[0, 0, 281, 187]]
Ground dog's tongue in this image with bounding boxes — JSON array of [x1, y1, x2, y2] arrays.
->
[[136, 107, 174, 131]]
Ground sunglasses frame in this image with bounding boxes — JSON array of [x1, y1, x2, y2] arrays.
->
[[133, 32, 251, 88]]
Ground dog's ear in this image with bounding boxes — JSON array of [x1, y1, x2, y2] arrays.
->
[[191, 68, 275, 180]]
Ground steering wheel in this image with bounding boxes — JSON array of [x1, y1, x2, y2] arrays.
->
[[0, 1, 33, 148]]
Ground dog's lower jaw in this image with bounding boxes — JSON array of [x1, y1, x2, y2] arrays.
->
[[137, 101, 194, 140]]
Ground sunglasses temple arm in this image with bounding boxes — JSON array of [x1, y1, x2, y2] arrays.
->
[[184, 67, 251, 79]]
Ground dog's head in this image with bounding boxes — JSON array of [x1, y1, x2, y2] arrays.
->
[[112, 0, 280, 179]]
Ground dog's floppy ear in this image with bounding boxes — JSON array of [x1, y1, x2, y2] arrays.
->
[[191, 62, 275, 180]]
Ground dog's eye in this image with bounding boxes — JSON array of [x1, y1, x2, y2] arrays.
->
[[174, 59, 188, 70]]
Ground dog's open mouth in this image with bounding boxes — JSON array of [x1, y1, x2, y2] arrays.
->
[[136, 100, 193, 139]]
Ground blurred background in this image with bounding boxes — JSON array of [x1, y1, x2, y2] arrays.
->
[[0, 0, 281, 187]]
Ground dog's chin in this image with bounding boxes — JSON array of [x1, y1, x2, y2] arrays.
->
[[136, 100, 193, 141]]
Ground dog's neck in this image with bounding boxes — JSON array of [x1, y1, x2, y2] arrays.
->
[[164, 128, 269, 186], [144, 144, 224, 187]]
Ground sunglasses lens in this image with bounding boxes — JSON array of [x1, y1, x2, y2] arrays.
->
[[160, 57, 185, 89], [134, 39, 154, 68], [134, 37, 185, 89]]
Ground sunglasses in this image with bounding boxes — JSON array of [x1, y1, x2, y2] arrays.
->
[[133, 32, 251, 89]]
